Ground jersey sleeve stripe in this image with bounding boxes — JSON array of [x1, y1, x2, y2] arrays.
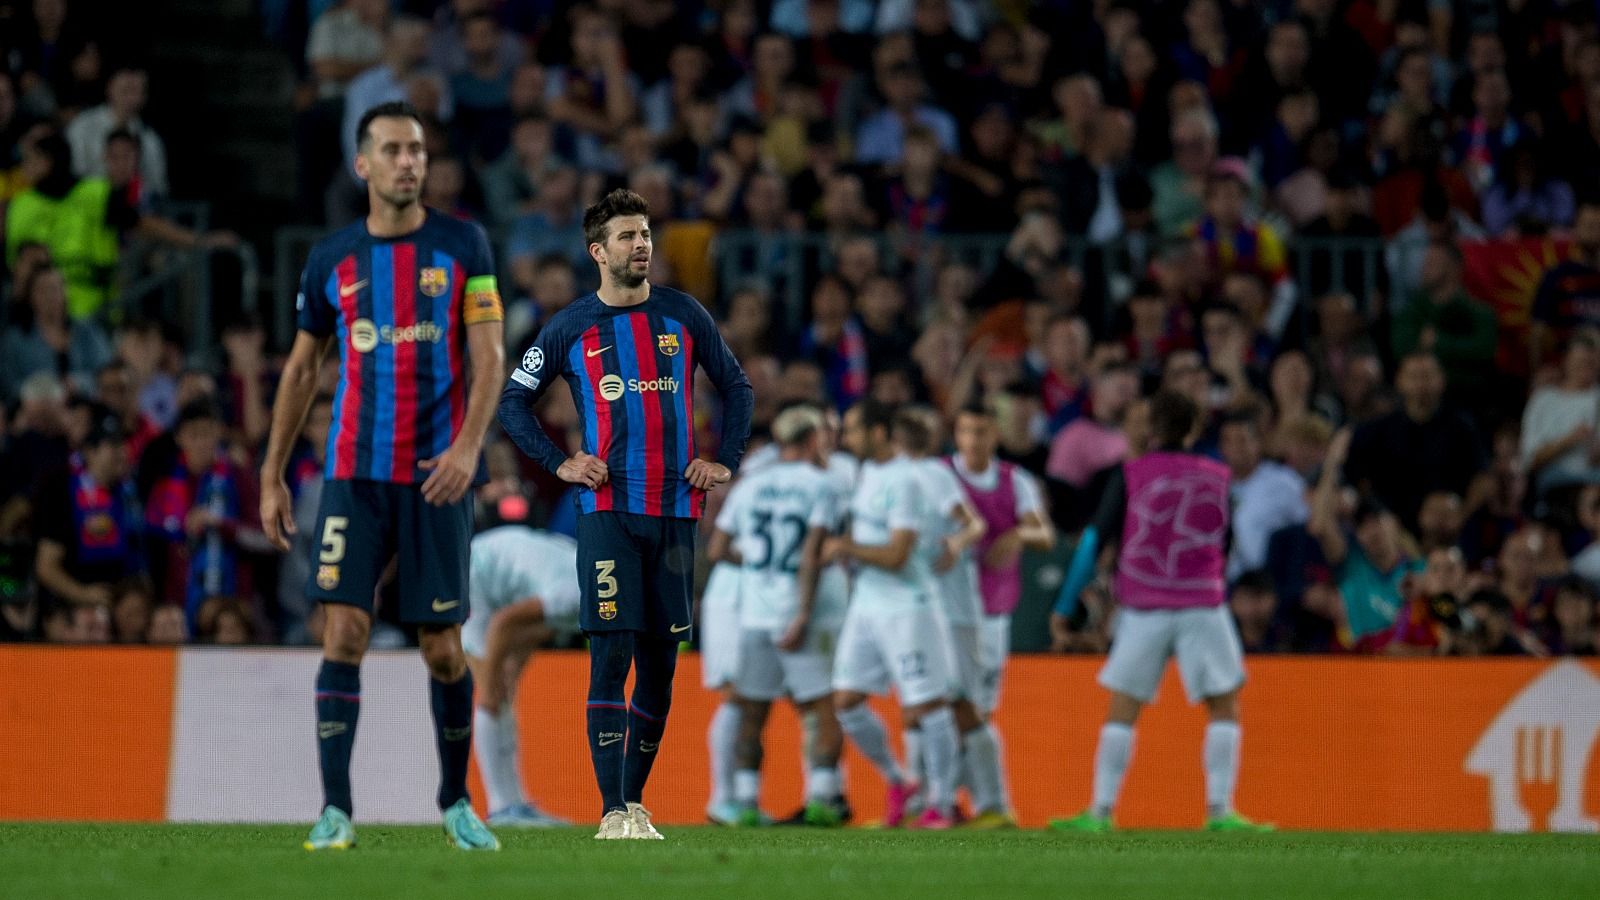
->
[[579, 324, 614, 512], [628, 312, 665, 517], [368, 244, 397, 482], [332, 254, 362, 480], [613, 314, 649, 516], [389, 241, 419, 481]]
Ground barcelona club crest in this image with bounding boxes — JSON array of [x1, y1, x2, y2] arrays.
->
[[317, 564, 340, 590], [657, 333, 680, 356], [598, 599, 618, 621], [418, 267, 449, 297]]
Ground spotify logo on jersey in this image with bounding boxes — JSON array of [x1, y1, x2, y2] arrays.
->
[[598, 374, 626, 401], [350, 319, 378, 353]]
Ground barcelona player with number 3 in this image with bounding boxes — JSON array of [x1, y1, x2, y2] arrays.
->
[[259, 101, 505, 852], [498, 189, 754, 840]]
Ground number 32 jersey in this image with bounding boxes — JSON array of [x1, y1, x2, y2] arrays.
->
[[715, 460, 842, 630]]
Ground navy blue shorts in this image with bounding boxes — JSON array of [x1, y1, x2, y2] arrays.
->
[[576, 511, 696, 638], [306, 479, 472, 626]]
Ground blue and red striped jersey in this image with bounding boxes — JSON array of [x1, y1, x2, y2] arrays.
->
[[296, 210, 503, 484], [498, 286, 754, 519]]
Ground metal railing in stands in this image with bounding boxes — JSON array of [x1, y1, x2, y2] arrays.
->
[[269, 224, 1428, 344], [116, 202, 261, 366]]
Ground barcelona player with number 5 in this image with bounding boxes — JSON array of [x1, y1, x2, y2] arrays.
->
[[498, 188, 753, 840], [259, 102, 505, 852]]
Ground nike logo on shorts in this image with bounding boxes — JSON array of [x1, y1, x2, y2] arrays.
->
[[432, 598, 460, 612], [670, 624, 691, 634]]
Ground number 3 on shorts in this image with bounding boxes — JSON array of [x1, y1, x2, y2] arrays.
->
[[320, 516, 348, 564], [595, 560, 618, 598]]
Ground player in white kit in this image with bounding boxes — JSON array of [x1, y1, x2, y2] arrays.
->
[[898, 407, 1015, 828], [1048, 391, 1270, 833], [708, 406, 850, 827], [826, 399, 962, 829], [462, 525, 581, 827]]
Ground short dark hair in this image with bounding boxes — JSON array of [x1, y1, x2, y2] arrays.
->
[[105, 128, 139, 151], [852, 397, 896, 435], [1353, 495, 1392, 528], [176, 399, 224, 429], [1148, 389, 1200, 449], [583, 188, 650, 248], [955, 399, 996, 422], [356, 100, 424, 152], [1219, 409, 1261, 437], [1231, 569, 1276, 597]]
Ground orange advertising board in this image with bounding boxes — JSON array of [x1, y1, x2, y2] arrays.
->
[[3, 648, 1596, 832]]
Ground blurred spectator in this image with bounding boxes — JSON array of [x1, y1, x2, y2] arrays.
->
[[1037, 314, 1090, 432], [64, 67, 168, 197], [1230, 569, 1290, 653], [9, 0, 102, 116], [506, 166, 588, 281], [340, 17, 449, 174], [448, 11, 519, 161], [1220, 411, 1309, 583], [1298, 173, 1387, 302], [1460, 589, 1535, 656], [144, 401, 258, 626], [856, 275, 914, 375], [1493, 527, 1559, 635], [1415, 490, 1466, 555], [1391, 240, 1498, 392], [796, 274, 868, 409], [145, 604, 187, 644], [1453, 69, 1522, 194], [1054, 107, 1135, 244], [479, 114, 560, 228], [1310, 428, 1423, 646], [1151, 107, 1218, 237], [1192, 161, 1290, 305], [1521, 331, 1600, 496], [4, 131, 118, 320], [32, 411, 142, 616], [1045, 363, 1136, 493], [1386, 547, 1467, 656], [544, 5, 638, 171], [206, 598, 254, 645], [854, 60, 958, 166], [110, 575, 154, 644], [1346, 353, 1485, 532], [1481, 141, 1575, 237], [306, 0, 387, 100], [0, 265, 111, 401], [429, 0, 525, 76], [1529, 199, 1600, 369], [1031, 73, 1101, 164], [1543, 577, 1598, 656]]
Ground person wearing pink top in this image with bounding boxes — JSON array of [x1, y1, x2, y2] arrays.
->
[[1045, 363, 1139, 490], [1048, 390, 1271, 834]]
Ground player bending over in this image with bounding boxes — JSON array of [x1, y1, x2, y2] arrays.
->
[[463, 525, 582, 828], [825, 399, 962, 829], [261, 101, 504, 851], [708, 405, 850, 827], [1049, 390, 1272, 833], [497, 189, 753, 840]]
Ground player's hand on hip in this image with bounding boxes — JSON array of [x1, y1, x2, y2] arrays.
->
[[419, 443, 477, 506], [557, 451, 609, 489], [259, 477, 296, 552], [684, 459, 731, 491], [776, 614, 810, 652]]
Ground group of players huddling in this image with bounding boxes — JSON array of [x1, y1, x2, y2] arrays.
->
[[262, 101, 1270, 850]]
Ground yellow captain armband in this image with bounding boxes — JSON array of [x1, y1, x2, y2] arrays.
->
[[463, 275, 504, 325]]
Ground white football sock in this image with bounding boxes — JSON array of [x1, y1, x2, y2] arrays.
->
[[1092, 723, 1135, 818], [961, 725, 1005, 815], [918, 707, 959, 815], [708, 702, 741, 810], [806, 766, 841, 802], [1204, 721, 1241, 819], [474, 704, 525, 812], [734, 768, 761, 807], [902, 725, 924, 787], [836, 704, 905, 784], [987, 723, 1012, 812]]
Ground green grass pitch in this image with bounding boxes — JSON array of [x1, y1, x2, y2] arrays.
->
[[3, 824, 1594, 899]]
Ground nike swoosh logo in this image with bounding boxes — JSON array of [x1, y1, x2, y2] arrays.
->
[[339, 279, 369, 298], [587, 345, 612, 358], [432, 598, 459, 612], [598, 736, 623, 746], [670, 624, 691, 634]]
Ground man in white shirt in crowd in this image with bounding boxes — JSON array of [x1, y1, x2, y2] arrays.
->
[[1219, 410, 1309, 583]]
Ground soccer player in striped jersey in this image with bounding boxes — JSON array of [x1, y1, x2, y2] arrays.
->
[[707, 405, 850, 827], [260, 101, 504, 851], [498, 188, 753, 840], [462, 526, 581, 828]]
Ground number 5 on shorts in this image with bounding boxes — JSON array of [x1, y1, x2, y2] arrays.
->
[[595, 560, 618, 598], [320, 517, 348, 563]]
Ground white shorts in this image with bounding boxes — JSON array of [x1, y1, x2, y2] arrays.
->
[[1098, 605, 1245, 704], [948, 623, 985, 707], [699, 564, 742, 689], [461, 592, 580, 660], [732, 625, 837, 704], [832, 605, 957, 708], [975, 614, 1010, 715]]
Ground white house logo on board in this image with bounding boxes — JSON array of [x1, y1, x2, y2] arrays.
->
[[1465, 660, 1600, 833]]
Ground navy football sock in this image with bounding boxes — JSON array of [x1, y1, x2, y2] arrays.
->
[[430, 668, 475, 810], [315, 659, 361, 817], [587, 631, 634, 816], [623, 634, 679, 805]]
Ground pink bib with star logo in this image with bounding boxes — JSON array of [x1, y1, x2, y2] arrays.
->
[[1115, 452, 1230, 611]]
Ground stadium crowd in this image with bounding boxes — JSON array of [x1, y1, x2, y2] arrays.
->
[[2, 0, 1600, 658]]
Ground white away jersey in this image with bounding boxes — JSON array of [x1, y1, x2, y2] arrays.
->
[[911, 457, 982, 626], [468, 526, 581, 621], [848, 456, 937, 613], [716, 460, 843, 629]]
